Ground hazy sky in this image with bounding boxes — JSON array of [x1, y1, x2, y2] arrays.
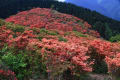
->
[[57, 0, 65, 2], [97, 0, 102, 3]]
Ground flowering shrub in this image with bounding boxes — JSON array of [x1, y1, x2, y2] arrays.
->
[[0, 8, 120, 80], [0, 69, 17, 80], [0, 26, 13, 48], [88, 40, 113, 60], [105, 53, 120, 77], [0, 20, 120, 79], [6, 8, 100, 37], [35, 38, 93, 79]]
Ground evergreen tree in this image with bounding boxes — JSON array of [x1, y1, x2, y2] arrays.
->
[[105, 23, 112, 40], [93, 21, 105, 37]]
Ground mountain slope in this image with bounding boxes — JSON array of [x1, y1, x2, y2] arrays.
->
[[0, 8, 120, 80], [5, 8, 100, 37], [0, 0, 120, 40]]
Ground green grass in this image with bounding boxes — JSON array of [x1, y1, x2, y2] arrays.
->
[[64, 32, 71, 36], [58, 36, 68, 42], [73, 31, 87, 37]]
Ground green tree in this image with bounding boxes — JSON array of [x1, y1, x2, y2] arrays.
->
[[110, 34, 120, 42], [93, 21, 105, 37], [104, 23, 112, 40]]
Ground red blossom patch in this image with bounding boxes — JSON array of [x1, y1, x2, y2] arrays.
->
[[6, 8, 100, 37], [0, 69, 17, 80]]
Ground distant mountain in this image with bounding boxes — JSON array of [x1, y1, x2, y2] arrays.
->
[[66, 0, 120, 21]]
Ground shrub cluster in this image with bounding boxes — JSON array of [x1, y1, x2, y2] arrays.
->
[[0, 8, 120, 80]]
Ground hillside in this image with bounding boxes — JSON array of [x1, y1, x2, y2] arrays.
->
[[5, 8, 100, 38], [0, 0, 120, 40], [0, 8, 120, 80]]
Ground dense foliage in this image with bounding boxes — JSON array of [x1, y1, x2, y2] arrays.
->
[[0, 8, 120, 80], [110, 34, 120, 42], [0, 0, 120, 40], [5, 8, 100, 38]]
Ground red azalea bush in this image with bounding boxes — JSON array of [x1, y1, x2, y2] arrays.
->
[[13, 30, 36, 49], [40, 38, 93, 74], [0, 22, 120, 79], [0, 69, 17, 80], [0, 25, 93, 79], [87, 39, 120, 76], [88, 39, 113, 60], [0, 25, 94, 79], [6, 8, 100, 37], [0, 26, 13, 48], [105, 53, 120, 78], [88, 39, 120, 61], [26, 35, 94, 78]]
